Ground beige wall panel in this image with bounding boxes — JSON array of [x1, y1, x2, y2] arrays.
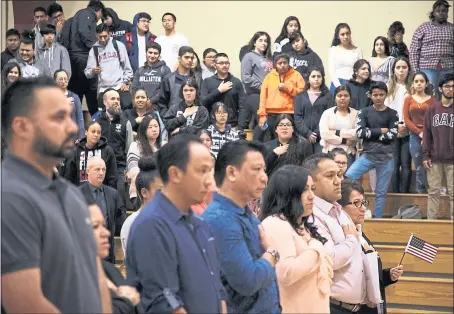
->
[[53, 1, 454, 84]]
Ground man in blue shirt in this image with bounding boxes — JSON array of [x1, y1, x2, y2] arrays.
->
[[202, 140, 281, 313], [125, 134, 226, 313]]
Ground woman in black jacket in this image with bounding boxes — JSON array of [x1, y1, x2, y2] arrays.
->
[[339, 179, 404, 314], [265, 114, 312, 178], [294, 66, 334, 153], [64, 121, 118, 188], [163, 78, 209, 136], [346, 59, 374, 110], [82, 190, 141, 314]]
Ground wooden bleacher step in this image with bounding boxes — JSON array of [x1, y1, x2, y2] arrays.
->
[[363, 219, 454, 247], [365, 192, 451, 218]]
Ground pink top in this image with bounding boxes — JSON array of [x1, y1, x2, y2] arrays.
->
[[312, 197, 366, 304], [262, 215, 333, 313]]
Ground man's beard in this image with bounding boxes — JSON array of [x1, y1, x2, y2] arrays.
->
[[32, 130, 77, 159], [107, 106, 121, 117], [442, 91, 454, 100]]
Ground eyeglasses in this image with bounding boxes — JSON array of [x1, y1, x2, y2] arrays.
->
[[347, 199, 369, 208], [138, 19, 150, 24], [216, 61, 230, 66], [336, 161, 348, 167], [442, 85, 454, 89], [277, 123, 292, 128]]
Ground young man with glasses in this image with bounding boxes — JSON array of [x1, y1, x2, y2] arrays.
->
[[124, 12, 157, 72], [201, 53, 245, 127], [47, 3, 65, 42], [423, 73, 454, 220], [201, 48, 218, 79]]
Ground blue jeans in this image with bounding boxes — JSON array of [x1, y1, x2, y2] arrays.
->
[[421, 68, 453, 99], [409, 133, 427, 193], [330, 78, 348, 94], [346, 154, 394, 218]]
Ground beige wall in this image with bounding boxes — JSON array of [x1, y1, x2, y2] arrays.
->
[[7, 1, 454, 84], [1, 0, 15, 50]]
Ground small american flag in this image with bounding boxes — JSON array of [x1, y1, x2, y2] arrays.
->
[[405, 234, 438, 264]]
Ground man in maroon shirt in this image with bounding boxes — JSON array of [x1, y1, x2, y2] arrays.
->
[[423, 73, 454, 220]]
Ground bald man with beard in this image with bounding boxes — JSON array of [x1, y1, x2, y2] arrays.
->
[[79, 156, 127, 263]]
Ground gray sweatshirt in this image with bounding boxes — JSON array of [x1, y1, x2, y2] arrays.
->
[[8, 56, 40, 78], [84, 38, 133, 93], [240, 51, 273, 94], [35, 42, 72, 79]]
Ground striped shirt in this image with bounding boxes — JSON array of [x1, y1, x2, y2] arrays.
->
[[410, 21, 454, 71], [207, 124, 240, 157]]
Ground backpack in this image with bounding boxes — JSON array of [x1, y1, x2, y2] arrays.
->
[[393, 204, 423, 219], [124, 32, 133, 54], [93, 39, 123, 67]]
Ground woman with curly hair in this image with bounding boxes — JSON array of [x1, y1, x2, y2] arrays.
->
[[261, 165, 333, 313]]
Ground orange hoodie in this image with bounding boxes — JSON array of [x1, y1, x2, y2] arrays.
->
[[257, 68, 305, 120]]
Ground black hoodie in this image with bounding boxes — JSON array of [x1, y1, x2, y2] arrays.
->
[[294, 88, 334, 140], [200, 72, 246, 125], [64, 136, 118, 188], [68, 7, 98, 55], [131, 60, 171, 106], [346, 79, 374, 110], [105, 8, 133, 42], [290, 47, 324, 81], [163, 101, 209, 136]]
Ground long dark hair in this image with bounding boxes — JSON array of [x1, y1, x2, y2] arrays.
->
[[247, 31, 272, 60], [275, 16, 301, 43], [136, 113, 162, 157], [352, 59, 371, 82], [331, 23, 351, 47], [2, 62, 21, 89], [304, 65, 329, 93], [179, 77, 200, 105], [260, 165, 327, 244], [372, 36, 391, 57], [192, 51, 203, 75], [411, 71, 432, 95], [274, 114, 310, 166]]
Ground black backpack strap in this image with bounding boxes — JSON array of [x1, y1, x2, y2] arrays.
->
[[93, 46, 99, 67], [112, 39, 123, 67]]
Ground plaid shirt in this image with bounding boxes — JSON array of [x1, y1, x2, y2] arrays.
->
[[409, 21, 454, 72]]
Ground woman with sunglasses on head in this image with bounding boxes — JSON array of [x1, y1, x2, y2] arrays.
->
[[260, 165, 333, 313], [319, 85, 358, 166], [339, 179, 403, 314]]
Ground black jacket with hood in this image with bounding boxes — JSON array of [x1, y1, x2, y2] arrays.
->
[[290, 47, 324, 81], [95, 112, 134, 172], [346, 79, 374, 110], [105, 8, 132, 42], [131, 60, 171, 106], [294, 88, 334, 140], [200, 72, 246, 125], [157, 71, 202, 117], [67, 7, 98, 55], [64, 136, 118, 188], [163, 101, 209, 136]]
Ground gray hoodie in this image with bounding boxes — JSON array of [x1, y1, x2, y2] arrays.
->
[[8, 56, 40, 78], [84, 38, 133, 93], [240, 51, 273, 94], [35, 42, 72, 79]]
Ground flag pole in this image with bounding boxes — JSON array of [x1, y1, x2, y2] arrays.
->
[[400, 233, 413, 266]]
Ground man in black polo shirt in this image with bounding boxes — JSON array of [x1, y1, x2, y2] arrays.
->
[[1, 77, 111, 313], [126, 134, 227, 313]]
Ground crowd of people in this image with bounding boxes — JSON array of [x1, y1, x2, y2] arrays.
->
[[1, 0, 453, 313]]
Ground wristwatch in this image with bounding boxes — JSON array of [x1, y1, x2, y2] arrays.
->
[[266, 248, 280, 263]]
